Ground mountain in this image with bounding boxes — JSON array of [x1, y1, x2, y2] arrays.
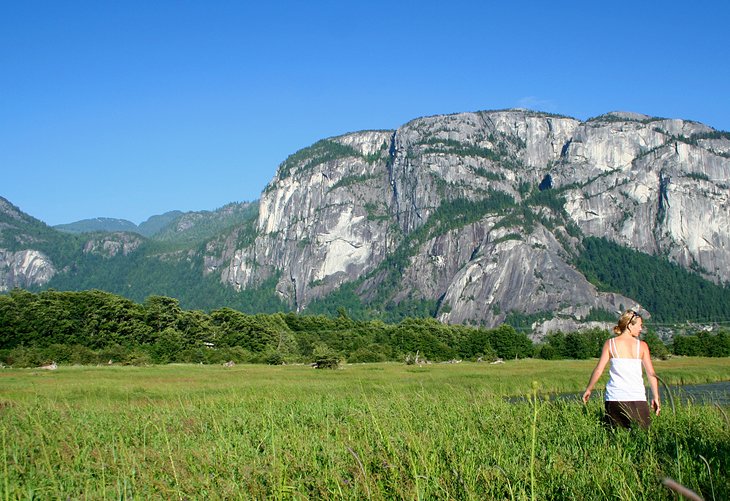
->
[[50, 204, 254, 242], [53, 212, 183, 237], [2, 109, 730, 335], [137, 211, 184, 237], [150, 203, 257, 244], [212, 109, 730, 332], [0, 197, 61, 290], [0, 198, 257, 301], [54, 217, 139, 234]]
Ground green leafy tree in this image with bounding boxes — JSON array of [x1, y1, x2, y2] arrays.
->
[[565, 331, 594, 359], [707, 330, 730, 357], [462, 328, 497, 360], [151, 327, 186, 363], [144, 296, 183, 334], [542, 332, 567, 359], [347, 345, 388, 363], [672, 335, 703, 356], [488, 325, 533, 359], [643, 330, 670, 360], [536, 343, 561, 360]]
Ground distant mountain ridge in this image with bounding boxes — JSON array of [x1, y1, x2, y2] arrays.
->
[[54, 217, 140, 235], [2, 108, 730, 336], [54, 212, 184, 237], [138, 211, 184, 237], [51, 203, 257, 243]]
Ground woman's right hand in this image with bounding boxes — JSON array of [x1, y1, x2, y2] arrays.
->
[[582, 390, 591, 403]]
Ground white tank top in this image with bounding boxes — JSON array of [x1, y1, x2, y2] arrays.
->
[[605, 338, 647, 401]]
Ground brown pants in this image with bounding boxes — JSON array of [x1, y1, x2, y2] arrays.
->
[[604, 401, 651, 429]]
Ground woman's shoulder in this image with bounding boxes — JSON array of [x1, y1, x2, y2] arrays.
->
[[636, 339, 650, 358]]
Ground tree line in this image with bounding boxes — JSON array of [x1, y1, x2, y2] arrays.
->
[[0, 289, 727, 367]]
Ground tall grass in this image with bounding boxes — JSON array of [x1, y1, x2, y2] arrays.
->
[[1, 359, 728, 499]]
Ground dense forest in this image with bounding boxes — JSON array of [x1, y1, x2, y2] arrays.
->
[[1, 289, 727, 368], [575, 237, 730, 322]]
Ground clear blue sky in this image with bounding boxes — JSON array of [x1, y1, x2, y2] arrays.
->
[[3, 1, 729, 226]]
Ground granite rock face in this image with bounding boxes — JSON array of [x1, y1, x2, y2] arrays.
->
[[82, 232, 144, 258], [216, 110, 729, 331], [561, 116, 730, 283], [0, 197, 58, 290], [0, 249, 56, 291], [221, 131, 397, 307]]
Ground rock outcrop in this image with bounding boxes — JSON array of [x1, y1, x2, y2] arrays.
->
[[82, 232, 144, 258], [0, 249, 56, 291]]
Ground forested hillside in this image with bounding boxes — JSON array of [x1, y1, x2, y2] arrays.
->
[[575, 237, 730, 322]]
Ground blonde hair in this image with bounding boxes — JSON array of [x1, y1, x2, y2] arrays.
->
[[613, 310, 642, 335]]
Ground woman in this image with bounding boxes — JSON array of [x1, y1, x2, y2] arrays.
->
[[583, 310, 661, 428]]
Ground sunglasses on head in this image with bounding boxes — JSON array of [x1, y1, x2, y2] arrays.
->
[[628, 310, 642, 323]]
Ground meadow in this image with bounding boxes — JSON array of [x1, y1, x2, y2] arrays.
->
[[1, 358, 728, 500]]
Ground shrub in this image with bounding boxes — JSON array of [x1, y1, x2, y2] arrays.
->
[[2, 346, 45, 367], [41, 344, 78, 364], [67, 345, 99, 365], [536, 344, 561, 360], [126, 348, 153, 366], [347, 347, 387, 363], [265, 351, 285, 365], [98, 344, 129, 364], [216, 346, 253, 364], [473, 344, 499, 362], [314, 355, 340, 369], [178, 347, 208, 364], [312, 343, 340, 369], [150, 328, 186, 363]]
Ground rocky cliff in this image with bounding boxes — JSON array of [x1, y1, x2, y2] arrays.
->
[[215, 109, 730, 331], [0, 249, 56, 290], [0, 197, 57, 291]]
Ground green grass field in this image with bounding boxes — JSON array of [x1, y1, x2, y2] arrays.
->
[[2, 358, 728, 499]]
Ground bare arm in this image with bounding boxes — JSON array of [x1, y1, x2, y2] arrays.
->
[[641, 341, 661, 415], [583, 340, 611, 403]]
